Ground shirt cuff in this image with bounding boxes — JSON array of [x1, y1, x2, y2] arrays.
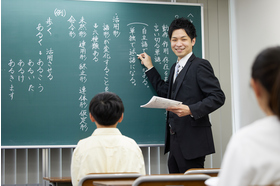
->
[[145, 66, 154, 73]]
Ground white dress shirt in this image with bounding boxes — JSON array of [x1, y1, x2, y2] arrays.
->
[[173, 52, 193, 82], [71, 128, 146, 186], [217, 116, 280, 186]]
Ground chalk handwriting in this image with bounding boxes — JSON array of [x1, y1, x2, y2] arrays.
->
[[92, 23, 100, 62], [68, 16, 76, 38], [5, 7, 197, 132], [103, 23, 110, 92], [78, 17, 88, 131], [54, 8, 66, 17], [128, 26, 137, 86], [113, 13, 121, 37]]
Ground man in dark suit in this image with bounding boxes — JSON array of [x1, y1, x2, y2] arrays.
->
[[138, 17, 225, 173]]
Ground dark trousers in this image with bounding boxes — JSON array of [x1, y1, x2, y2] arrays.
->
[[168, 133, 205, 173]]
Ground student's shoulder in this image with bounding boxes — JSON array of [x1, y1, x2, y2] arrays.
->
[[120, 135, 137, 143], [120, 136, 142, 155], [76, 135, 93, 146], [228, 117, 271, 149], [118, 135, 140, 148], [237, 116, 279, 140]]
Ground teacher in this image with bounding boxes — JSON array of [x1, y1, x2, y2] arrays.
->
[[138, 17, 225, 173]]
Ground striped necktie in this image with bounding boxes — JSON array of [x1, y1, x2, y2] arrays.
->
[[174, 63, 180, 82]]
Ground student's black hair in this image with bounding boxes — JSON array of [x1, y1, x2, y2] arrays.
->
[[168, 17, 197, 40], [89, 92, 124, 126], [251, 46, 280, 119]]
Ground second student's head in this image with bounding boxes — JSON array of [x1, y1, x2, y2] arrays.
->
[[251, 46, 280, 119], [89, 92, 124, 126]]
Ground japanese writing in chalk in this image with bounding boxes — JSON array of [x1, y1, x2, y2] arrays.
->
[[8, 48, 54, 99], [103, 23, 110, 92], [68, 16, 76, 38], [113, 13, 121, 38], [161, 24, 170, 81], [78, 16, 88, 132], [128, 25, 137, 86], [92, 23, 100, 62], [4, 6, 197, 132], [141, 25, 149, 88]]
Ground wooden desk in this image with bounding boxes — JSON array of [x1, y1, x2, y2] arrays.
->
[[92, 180, 134, 186], [80, 173, 140, 186], [43, 177, 72, 186]]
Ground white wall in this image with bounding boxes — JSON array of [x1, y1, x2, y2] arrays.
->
[[230, 0, 280, 132]]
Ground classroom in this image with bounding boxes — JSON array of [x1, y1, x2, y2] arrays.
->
[[1, 0, 280, 185]]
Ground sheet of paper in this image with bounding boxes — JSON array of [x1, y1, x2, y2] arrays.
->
[[140, 96, 182, 109]]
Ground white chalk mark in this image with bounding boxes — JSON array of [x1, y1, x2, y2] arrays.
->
[[127, 22, 149, 27]]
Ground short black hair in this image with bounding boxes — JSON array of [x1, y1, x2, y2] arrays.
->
[[168, 17, 197, 40], [89, 92, 124, 126]]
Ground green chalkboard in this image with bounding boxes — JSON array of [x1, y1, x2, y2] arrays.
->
[[1, 0, 203, 147]]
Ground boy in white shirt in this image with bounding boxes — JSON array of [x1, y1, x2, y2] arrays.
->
[[71, 92, 146, 186]]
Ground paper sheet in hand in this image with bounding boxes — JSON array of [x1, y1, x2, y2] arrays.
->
[[140, 96, 182, 109]]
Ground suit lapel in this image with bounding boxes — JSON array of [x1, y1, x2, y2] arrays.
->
[[170, 63, 176, 79], [173, 54, 196, 98]]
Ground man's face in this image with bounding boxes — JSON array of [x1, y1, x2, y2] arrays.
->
[[170, 29, 196, 61]]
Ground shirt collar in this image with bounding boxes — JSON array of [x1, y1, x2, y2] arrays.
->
[[176, 52, 193, 68], [92, 128, 122, 136]]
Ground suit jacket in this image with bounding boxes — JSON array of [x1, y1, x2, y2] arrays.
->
[[146, 54, 225, 160]]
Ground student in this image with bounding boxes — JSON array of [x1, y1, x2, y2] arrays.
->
[[71, 92, 146, 186], [138, 17, 225, 173], [216, 46, 280, 186]]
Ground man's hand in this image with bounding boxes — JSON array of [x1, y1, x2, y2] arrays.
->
[[137, 53, 154, 70], [166, 104, 192, 117]]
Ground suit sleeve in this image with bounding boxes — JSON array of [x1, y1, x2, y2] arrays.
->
[[188, 60, 225, 120], [145, 67, 170, 98]]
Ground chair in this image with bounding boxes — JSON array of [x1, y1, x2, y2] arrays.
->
[[132, 174, 211, 186], [184, 168, 220, 177], [78, 173, 142, 186]]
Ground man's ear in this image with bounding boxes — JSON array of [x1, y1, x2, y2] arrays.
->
[[191, 38, 196, 47], [89, 113, 95, 122], [118, 113, 124, 123]]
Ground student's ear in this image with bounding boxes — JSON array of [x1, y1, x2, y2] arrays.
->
[[250, 78, 261, 98], [118, 113, 124, 123], [89, 113, 95, 122]]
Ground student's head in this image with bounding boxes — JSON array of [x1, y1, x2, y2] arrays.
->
[[168, 17, 197, 60], [89, 92, 124, 126], [251, 46, 280, 119]]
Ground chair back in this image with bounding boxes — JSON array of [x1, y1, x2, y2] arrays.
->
[[132, 174, 211, 186], [78, 173, 142, 186], [185, 168, 220, 177]]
